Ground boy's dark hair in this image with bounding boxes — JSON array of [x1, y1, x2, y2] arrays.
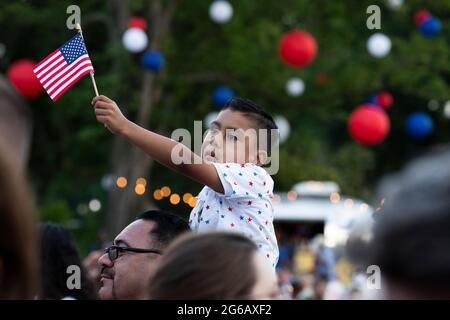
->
[[136, 210, 190, 248], [222, 97, 278, 155]]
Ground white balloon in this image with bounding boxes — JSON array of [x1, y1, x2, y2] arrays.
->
[[286, 78, 305, 97], [204, 112, 219, 128], [88, 199, 101, 212], [122, 28, 148, 53], [209, 0, 233, 24], [367, 33, 391, 58], [444, 101, 450, 119], [386, 0, 403, 10], [274, 115, 290, 144]]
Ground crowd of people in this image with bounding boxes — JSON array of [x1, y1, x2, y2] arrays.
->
[[2, 132, 450, 299]]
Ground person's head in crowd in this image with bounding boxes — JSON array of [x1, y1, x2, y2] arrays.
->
[[0, 138, 38, 299], [148, 232, 280, 299], [39, 223, 97, 300], [98, 210, 189, 300], [357, 146, 450, 299], [313, 276, 328, 300], [291, 278, 303, 300]]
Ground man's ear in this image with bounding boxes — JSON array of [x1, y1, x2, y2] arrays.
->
[[256, 149, 268, 166]]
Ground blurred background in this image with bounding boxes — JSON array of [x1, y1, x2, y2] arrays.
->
[[1, 0, 450, 299]]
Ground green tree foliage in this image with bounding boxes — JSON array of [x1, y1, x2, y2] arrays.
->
[[1, 0, 449, 252]]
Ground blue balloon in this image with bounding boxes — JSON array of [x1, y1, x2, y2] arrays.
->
[[212, 86, 235, 108], [420, 16, 442, 38], [141, 51, 164, 71], [405, 112, 433, 140], [367, 94, 378, 105]]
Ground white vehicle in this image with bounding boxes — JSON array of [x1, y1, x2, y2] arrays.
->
[[273, 181, 374, 248]]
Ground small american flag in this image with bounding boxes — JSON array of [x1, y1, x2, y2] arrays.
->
[[33, 33, 94, 102]]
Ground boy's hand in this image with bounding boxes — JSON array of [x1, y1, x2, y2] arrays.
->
[[92, 95, 129, 135]]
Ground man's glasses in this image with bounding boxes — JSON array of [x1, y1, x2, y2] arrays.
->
[[105, 245, 162, 261]]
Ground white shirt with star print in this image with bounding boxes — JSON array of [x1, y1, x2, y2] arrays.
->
[[188, 162, 279, 268]]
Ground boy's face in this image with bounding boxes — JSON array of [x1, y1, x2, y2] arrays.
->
[[202, 109, 262, 164]]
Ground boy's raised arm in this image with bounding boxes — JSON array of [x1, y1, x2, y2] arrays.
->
[[92, 95, 224, 194]]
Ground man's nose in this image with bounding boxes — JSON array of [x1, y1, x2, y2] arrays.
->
[[98, 252, 113, 268]]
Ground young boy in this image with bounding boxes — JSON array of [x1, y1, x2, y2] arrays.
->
[[92, 95, 279, 268]]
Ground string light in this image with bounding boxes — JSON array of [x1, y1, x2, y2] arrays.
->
[[89, 199, 101, 212], [161, 186, 171, 197], [136, 177, 147, 187], [183, 193, 193, 203], [153, 189, 163, 200], [170, 193, 180, 205], [116, 177, 127, 188], [135, 184, 145, 195], [188, 197, 197, 208]]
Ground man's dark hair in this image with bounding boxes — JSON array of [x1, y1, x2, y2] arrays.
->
[[222, 97, 278, 155], [136, 210, 190, 248]]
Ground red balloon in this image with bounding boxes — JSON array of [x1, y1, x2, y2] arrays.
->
[[128, 16, 147, 30], [7, 60, 43, 100], [376, 91, 393, 109], [414, 10, 431, 27], [348, 105, 390, 145], [279, 30, 317, 68]]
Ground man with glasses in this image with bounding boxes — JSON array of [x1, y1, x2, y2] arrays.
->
[[98, 210, 189, 299]]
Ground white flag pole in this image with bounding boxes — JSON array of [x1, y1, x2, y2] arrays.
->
[[75, 23, 99, 97], [75, 23, 107, 128]]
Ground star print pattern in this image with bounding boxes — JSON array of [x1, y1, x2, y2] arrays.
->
[[188, 162, 279, 268]]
